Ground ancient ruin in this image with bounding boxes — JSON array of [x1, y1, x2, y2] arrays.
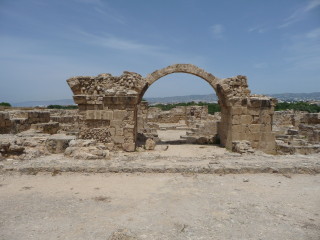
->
[[67, 64, 277, 154], [1, 64, 319, 160]]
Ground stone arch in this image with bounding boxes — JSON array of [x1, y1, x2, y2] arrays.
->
[[67, 63, 277, 154], [139, 64, 233, 148], [139, 64, 220, 101]]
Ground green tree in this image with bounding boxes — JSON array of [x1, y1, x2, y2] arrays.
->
[[152, 102, 220, 114], [275, 101, 320, 113], [0, 102, 11, 107], [47, 105, 78, 109]]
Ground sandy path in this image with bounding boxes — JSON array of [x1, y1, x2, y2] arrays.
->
[[0, 173, 319, 240]]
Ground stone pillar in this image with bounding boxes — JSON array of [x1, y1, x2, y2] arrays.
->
[[226, 96, 277, 154]]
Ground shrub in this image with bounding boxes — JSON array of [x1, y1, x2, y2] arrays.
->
[[152, 102, 220, 115], [0, 102, 11, 107], [47, 105, 78, 109]]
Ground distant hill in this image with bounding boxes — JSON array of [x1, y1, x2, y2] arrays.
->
[[268, 92, 320, 102], [145, 94, 218, 104], [12, 99, 75, 107], [146, 92, 320, 104], [11, 92, 320, 107]]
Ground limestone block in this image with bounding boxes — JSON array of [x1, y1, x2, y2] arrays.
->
[[241, 115, 252, 124], [101, 110, 113, 120], [106, 142, 114, 150], [232, 124, 242, 134], [112, 136, 125, 144], [46, 135, 75, 153], [95, 110, 101, 119], [110, 120, 123, 128], [232, 140, 254, 154], [116, 127, 123, 135], [124, 128, 134, 138], [113, 110, 127, 120], [73, 95, 87, 104], [145, 138, 156, 150], [122, 142, 135, 152], [31, 122, 59, 134], [125, 123, 135, 129], [231, 115, 241, 124], [248, 124, 261, 133], [65, 146, 109, 160], [86, 110, 95, 120], [109, 127, 116, 136], [231, 107, 244, 115]]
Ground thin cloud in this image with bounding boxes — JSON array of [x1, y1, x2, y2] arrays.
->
[[93, 7, 125, 24], [75, 30, 161, 52], [71, 0, 126, 24], [248, 26, 266, 34], [279, 0, 320, 28], [69, 29, 193, 63], [210, 24, 224, 39]]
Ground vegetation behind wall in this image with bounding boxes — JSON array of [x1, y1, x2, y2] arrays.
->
[[152, 101, 320, 114]]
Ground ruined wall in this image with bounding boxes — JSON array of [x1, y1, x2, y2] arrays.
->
[[67, 72, 146, 151], [0, 109, 81, 135], [146, 105, 208, 125], [214, 76, 277, 153], [67, 64, 277, 153], [275, 112, 320, 154], [0, 110, 50, 134]]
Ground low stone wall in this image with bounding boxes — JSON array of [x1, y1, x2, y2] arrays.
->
[[0, 110, 50, 134], [0, 109, 81, 135], [0, 112, 12, 134]]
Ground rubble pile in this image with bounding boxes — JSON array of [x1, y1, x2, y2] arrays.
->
[[274, 112, 320, 154]]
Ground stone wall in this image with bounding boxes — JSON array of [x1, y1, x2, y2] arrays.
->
[[0, 112, 12, 134], [146, 105, 208, 126], [0, 109, 81, 135], [0, 110, 50, 134], [66, 72, 145, 151]]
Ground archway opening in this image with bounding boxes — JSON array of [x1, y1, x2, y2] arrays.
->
[[136, 72, 225, 153]]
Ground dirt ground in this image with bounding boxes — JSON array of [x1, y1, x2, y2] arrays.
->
[[0, 172, 319, 240]]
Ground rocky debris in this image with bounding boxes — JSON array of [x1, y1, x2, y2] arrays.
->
[[287, 129, 299, 135], [182, 120, 219, 144], [67, 71, 145, 97], [275, 112, 320, 154], [122, 142, 135, 152], [232, 141, 255, 154], [145, 138, 156, 150], [79, 128, 111, 144], [64, 139, 109, 160], [31, 122, 59, 134], [276, 140, 320, 155], [45, 134, 75, 154], [0, 138, 25, 157]]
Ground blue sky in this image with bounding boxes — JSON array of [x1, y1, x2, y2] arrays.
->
[[0, 0, 319, 102]]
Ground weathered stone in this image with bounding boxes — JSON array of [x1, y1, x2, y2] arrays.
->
[[145, 138, 156, 150], [122, 142, 135, 152], [31, 122, 59, 134], [45, 135, 75, 154], [232, 140, 255, 154]]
